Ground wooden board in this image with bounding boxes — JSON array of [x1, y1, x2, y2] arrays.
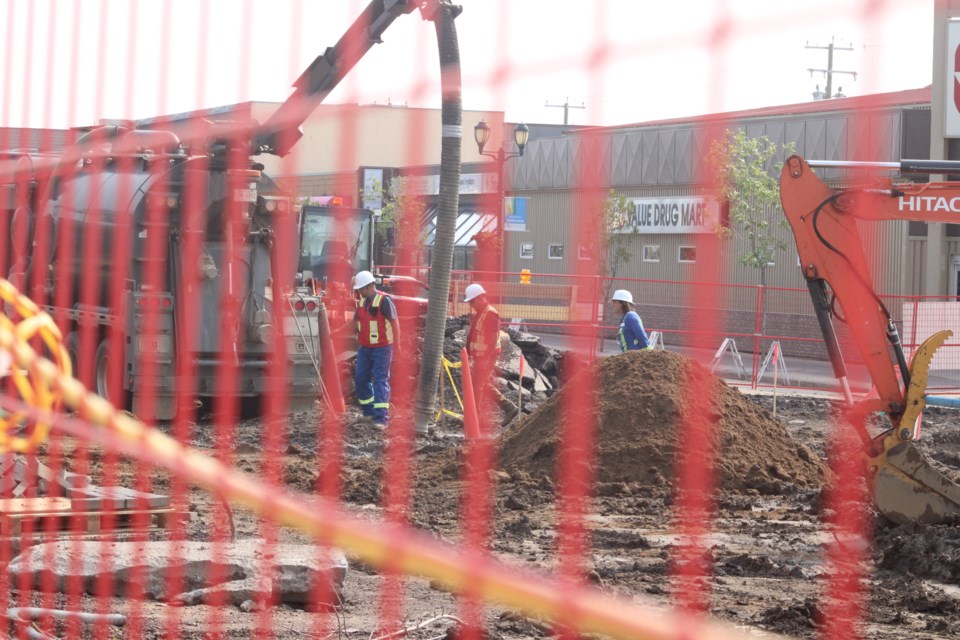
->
[[450, 302, 572, 322], [0, 507, 178, 537], [0, 497, 72, 513], [67, 486, 171, 511]]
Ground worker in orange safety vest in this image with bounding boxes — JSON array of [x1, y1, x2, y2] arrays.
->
[[464, 283, 518, 425], [353, 270, 401, 427]]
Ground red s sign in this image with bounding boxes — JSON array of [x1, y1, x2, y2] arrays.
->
[[947, 22, 960, 136], [954, 42, 960, 113]]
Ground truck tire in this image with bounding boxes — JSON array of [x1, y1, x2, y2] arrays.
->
[[94, 338, 131, 411], [65, 333, 81, 381]]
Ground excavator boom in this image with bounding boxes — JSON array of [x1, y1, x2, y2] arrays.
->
[[779, 155, 960, 524], [252, 0, 440, 157]]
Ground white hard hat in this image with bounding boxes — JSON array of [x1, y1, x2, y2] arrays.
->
[[611, 289, 634, 304], [353, 270, 376, 290], [464, 283, 486, 302]]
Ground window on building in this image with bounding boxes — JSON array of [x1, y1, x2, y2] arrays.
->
[[642, 245, 661, 262], [577, 244, 594, 261], [520, 243, 534, 259], [453, 248, 474, 271], [907, 222, 960, 237], [678, 246, 697, 263], [548, 244, 564, 260]]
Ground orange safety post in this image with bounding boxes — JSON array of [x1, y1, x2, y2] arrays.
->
[[317, 301, 346, 413], [459, 347, 481, 440], [772, 341, 780, 418]]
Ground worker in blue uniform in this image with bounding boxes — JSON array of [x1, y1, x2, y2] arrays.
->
[[353, 270, 401, 427], [611, 289, 650, 352]]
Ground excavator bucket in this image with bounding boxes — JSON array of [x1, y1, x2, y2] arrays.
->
[[872, 441, 960, 524], [868, 330, 960, 524]]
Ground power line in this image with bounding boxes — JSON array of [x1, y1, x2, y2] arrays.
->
[[545, 98, 585, 125], [806, 37, 857, 100]]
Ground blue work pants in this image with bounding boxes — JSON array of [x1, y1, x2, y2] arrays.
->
[[355, 345, 393, 423]]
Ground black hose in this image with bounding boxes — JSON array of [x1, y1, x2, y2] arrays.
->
[[810, 190, 911, 389]]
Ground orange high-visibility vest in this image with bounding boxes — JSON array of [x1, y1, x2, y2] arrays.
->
[[356, 292, 394, 348], [468, 304, 501, 357]]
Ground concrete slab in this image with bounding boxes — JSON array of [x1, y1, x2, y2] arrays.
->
[[8, 539, 348, 607], [497, 339, 535, 386]]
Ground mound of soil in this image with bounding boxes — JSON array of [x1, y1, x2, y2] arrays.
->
[[499, 350, 825, 494]]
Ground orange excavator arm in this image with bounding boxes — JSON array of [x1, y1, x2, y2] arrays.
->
[[779, 155, 960, 523], [776, 157, 960, 410]]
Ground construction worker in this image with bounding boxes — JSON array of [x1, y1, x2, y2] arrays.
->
[[464, 283, 518, 424], [611, 289, 650, 352], [353, 270, 401, 427]]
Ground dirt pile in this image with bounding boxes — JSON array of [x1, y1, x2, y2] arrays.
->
[[499, 349, 825, 494]]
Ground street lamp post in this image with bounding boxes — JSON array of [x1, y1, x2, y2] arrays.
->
[[473, 121, 530, 274]]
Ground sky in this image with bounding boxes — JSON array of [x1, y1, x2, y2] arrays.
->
[[0, 0, 936, 130]]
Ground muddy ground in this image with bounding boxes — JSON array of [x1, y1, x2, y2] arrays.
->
[[14, 350, 960, 639]]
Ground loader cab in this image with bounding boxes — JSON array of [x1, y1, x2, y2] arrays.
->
[[298, 198, 374, 287], [296, 198, 429, 328]]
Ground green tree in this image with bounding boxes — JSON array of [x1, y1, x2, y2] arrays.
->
[[707, 130, 795, 287], [294, 196, 331, 208], [596, 190, 635, 302], [367, 176, 421, 264]]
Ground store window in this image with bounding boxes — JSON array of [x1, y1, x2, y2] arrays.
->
[[908, 222, 960, 237], [520, 243, 534, 259], [548, 244, 564, 260], [642, 245, 661, 262], [678, 246, 697, 263], [452, 247, 474, 271]]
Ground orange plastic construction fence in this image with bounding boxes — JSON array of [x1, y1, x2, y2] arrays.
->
[[0, 1, 945, 639]]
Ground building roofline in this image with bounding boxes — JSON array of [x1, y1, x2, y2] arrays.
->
[[134, 101, 264, 126], [571, 86, 933, 134], [136, 100, 504, 128]]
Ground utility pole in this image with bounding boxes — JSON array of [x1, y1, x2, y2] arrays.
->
[[545, 97, 585, 125], [806, 37, 857, 99]]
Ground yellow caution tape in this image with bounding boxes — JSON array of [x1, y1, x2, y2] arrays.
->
[[0, 280, 71, 452], [435, 355, 464, 420]]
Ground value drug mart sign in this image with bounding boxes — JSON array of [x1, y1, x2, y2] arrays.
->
[[611, 196, 723, 234]]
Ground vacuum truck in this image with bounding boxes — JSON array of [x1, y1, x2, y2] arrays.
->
[[0, 0, 439, 420]]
